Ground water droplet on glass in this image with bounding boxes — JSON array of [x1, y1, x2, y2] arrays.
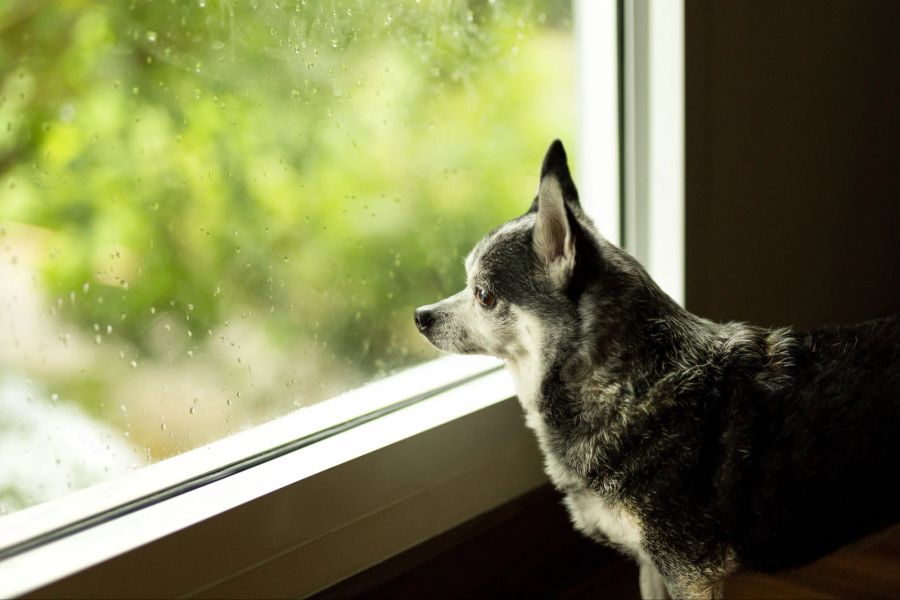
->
[[146, 31, 157, 43], [82, 282, 90, 293], [130, 360, 138, 368], [106, 324, 113, 334], [51, 393, 59, 402], [94, 334, 102, 345]]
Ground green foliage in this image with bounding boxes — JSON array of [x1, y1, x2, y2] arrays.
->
[[0, 0, 573, 430]]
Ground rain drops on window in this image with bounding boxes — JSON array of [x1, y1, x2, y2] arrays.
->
[[0, 0, 574, 517]]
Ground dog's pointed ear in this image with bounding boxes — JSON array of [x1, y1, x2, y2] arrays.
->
[[533, 142, 577, 283], [527, 139, 580, 214], [540, 139, 580, 206]]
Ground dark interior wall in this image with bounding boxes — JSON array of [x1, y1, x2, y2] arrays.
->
[[685, 0, 900, 329]]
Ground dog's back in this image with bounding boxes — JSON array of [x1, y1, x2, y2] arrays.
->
[[595, 311, 900, 578], [724, 313, 900, 571]]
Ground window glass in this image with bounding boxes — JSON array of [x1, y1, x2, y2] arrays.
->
[[0, 0, 574, 516]]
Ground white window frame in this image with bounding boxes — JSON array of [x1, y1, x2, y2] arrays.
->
[[622, 0, 685, 304], [0, 1, 684, 596]]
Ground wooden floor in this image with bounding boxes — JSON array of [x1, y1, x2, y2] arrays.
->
[[319, 486, 900, 599], [726, 527, 900, 599]]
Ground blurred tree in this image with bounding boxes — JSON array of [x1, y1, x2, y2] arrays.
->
[[0, 0, 573, 445]]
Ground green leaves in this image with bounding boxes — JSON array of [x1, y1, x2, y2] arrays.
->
[[0, 0, 573, 432]]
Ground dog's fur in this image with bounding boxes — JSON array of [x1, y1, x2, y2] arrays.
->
[[414, 140, 900, 599]]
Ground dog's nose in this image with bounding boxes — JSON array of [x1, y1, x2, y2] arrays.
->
[[414, 308, 435, 332]]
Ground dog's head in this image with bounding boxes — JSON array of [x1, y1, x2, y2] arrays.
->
[[414, 139, 611, 361]]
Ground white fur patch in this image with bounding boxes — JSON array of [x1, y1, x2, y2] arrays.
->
[[564, 489, 645, 559], [639, 561, 671, 599], [505, 306, 544, 411]]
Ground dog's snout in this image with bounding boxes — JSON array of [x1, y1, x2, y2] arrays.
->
[[414, 307, 435, 332]]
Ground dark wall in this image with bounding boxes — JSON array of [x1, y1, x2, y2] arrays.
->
[[685, 0, 900, 329]]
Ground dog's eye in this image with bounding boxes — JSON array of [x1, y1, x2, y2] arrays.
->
[[474, 286, 497, 308]]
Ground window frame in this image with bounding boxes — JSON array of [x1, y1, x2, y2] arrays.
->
[[5, 365, 545, 598], [0, 1, 686, 595]]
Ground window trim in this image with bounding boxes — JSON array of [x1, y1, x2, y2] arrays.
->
[[575, 0, 621, 246], [621, 0, 685, 304]]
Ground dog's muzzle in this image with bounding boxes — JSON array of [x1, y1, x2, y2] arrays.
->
[[414, 307, 435, 333]]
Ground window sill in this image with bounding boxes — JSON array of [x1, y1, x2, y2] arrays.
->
[[1, 356, 547, 598]]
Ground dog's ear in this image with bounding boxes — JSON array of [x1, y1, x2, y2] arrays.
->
[[527, 139, 580, 214], [533, 141, 577, 284], [540, 139, 580, 206]]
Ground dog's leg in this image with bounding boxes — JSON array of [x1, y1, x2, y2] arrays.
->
[[666, 576, 724, 600], [639, 561, 671, 599]]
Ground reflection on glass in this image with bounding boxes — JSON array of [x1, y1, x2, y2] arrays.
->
[[0, 0, 574, 516]]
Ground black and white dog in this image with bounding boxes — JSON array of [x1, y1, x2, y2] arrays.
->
[[414, 140, 900, 599]]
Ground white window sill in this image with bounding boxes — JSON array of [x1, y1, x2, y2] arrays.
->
[[0, 355, 547, 598]]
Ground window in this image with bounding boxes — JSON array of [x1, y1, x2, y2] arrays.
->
[[0, 0, 667, 595], [0, 0, 574, 518]]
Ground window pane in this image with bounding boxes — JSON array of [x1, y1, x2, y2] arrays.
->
[[0, 0, 574, 516]]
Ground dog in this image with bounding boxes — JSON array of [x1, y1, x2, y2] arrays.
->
[[414, 140, 900, 599]]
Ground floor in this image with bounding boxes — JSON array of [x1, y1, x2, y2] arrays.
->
[[318, 486, 900, 599], [726, 530, 900, 599]]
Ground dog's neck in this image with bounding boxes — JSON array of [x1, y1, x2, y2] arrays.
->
[[533, 287, 723, 468]]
